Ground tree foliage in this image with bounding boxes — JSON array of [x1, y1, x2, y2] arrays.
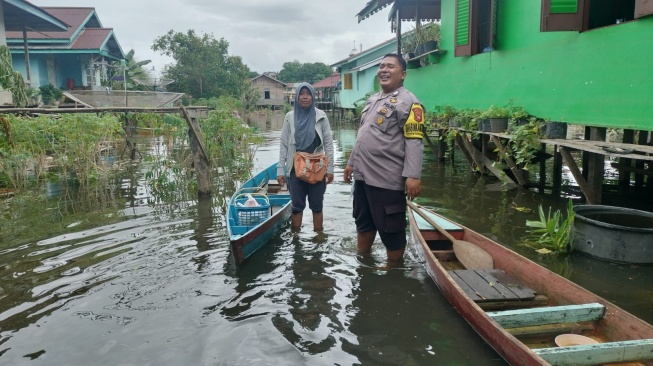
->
[[277, 60, 333, 84], [152, 30, 251, 100]]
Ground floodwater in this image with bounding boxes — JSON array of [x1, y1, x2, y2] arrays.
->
[[1, 114, 652, 366]]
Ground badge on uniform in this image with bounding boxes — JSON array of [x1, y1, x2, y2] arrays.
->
[[377, 117, 384, 125], [390, 98, 397, 103], [403, 103, 425, 139], [380, 107, 388, 114]]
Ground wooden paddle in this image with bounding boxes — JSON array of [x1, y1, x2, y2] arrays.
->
[[406, 201, 494, 270]]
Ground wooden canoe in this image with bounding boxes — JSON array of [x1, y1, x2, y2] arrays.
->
[[407, 203, 653, 366], [227, 162, 291, 264]]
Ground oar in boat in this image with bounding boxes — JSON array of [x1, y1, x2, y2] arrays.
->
[[406, 200, 494, 270]]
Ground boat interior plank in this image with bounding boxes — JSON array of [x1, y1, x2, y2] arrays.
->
[[477, 294, 549, 311], [488, 303, 606, 329], [450, 269, 536, 303], [533, 339, 653, 366], [505, 321, 594, 338]]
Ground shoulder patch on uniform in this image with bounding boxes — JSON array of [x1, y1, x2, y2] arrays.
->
[[404, 103, 425, 139]]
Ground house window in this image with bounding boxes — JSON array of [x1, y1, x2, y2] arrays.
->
[[455, 0, 497, 57], [541, 0, 653, 32], [343, 73, 353, 90], [264, 90, 271, 99]]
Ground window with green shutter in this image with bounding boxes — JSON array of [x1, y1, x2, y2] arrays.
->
[[550, 0, 578, 13], [541, 0, 651, 32], [455, 0, 497, 57], [456, 0, 470, 47]]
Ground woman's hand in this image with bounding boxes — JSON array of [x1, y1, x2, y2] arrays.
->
[[276, 175, 286, 187], [325, 173, 334, 184]]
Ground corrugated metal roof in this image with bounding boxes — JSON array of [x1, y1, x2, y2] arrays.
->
[[312, 73, 341, 88], [6, 7, 96, 40], [2, 0, 68, 32], [357, 0, 441, 23], [331, 37, 396, 67], [357, 0, 395, 23], [71, 28, 111, 49]]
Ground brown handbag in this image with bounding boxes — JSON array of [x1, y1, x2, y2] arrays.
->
[[293, 151, 329, 184]]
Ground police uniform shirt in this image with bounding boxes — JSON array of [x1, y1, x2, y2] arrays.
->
[[348, 86, 424, 191]]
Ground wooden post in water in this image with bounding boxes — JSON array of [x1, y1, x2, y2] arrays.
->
[[181, 107, 211, 197], [635, 130, 648, 191], [618, 129, 634, 193]]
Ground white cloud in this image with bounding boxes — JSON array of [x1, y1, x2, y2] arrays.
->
[[31, 0, 400, 74]]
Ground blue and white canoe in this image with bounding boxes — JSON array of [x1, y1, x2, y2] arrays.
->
[[227, 162, 291, 264]]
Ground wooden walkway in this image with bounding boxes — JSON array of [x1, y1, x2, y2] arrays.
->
[[438, 127, 653, 205]]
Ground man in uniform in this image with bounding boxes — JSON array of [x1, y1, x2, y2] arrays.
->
[[343, 54, 425, 262]]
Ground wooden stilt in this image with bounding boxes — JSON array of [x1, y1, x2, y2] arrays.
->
[[539, 143, 546, 193], [490, 136, 527, 186], [635, 130, 648, 191], [181, 107, 211, 197], [619, 129, 635, 193], [552, 145, 563, 196], [586, 127, 606, 204], [559, 147, 598, 204]]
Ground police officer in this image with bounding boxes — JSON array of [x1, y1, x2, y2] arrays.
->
[[344, 53, 425, 262]]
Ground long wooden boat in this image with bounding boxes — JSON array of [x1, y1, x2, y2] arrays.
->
[[407, 202, 653, 366], [227, 162, 291, 264]]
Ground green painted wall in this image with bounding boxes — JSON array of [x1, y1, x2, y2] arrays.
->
[[405, 0, 653, 131]]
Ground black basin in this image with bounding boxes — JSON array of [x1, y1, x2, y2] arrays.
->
[[570, 205, 653, 264]]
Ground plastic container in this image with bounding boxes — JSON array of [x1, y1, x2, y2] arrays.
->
[[235, 195, 270, 226], [570, 205, 653, 264]]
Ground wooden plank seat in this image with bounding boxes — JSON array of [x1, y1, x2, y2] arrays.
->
[[534, 339, 653, 366], [487, 303, 606, 329], [450, 269, 537, 303]]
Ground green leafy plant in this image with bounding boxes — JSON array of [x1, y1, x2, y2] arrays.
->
[[400, 32, 417, 56], [480, 105, 511, 119], [419, 22, 442, 43], [455, 108, 481, 130], [0, 45, 29, 107], [39, 84, 64, 104], [509, 117, 542, 170], [440, 105, 459, 125], [524, 199, 575, 253]]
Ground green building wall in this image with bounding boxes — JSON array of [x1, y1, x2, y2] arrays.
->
[[404, 0, 653, 131]]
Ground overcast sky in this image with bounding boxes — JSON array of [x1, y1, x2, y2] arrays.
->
[[31, 0, 400, 75]]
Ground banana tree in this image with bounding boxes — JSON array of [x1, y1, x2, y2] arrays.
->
[[106, 49, 152, 91]]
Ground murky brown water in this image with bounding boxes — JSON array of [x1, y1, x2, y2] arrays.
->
[[1, 115, 651, 365]]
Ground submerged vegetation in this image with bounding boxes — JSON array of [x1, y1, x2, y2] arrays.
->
[[524, 199, 575, 254], [0, 97, 262, 204], [0, 113, 123, 188]]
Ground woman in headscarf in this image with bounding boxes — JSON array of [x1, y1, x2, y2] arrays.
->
[[277, 83, 334, 231]]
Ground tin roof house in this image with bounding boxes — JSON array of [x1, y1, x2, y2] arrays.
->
[[250, 74, 287, 110], [312, 72, 341, 111], [7, 7, 125, 91], [331, 38, 396, 110], [1, 0, 68, 105]]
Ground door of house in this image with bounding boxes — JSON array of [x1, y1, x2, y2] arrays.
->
[[47, 55, 57, 86]]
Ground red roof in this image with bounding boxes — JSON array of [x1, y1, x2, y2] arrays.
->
[[312, 73, 341, 89], [71, 28, 113, 49]]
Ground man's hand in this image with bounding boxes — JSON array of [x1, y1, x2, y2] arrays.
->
[[343, 165, 353, 183], [276, 175, 286, 187], [325, 173, 334, 184], [405, 178, 422, 200]]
